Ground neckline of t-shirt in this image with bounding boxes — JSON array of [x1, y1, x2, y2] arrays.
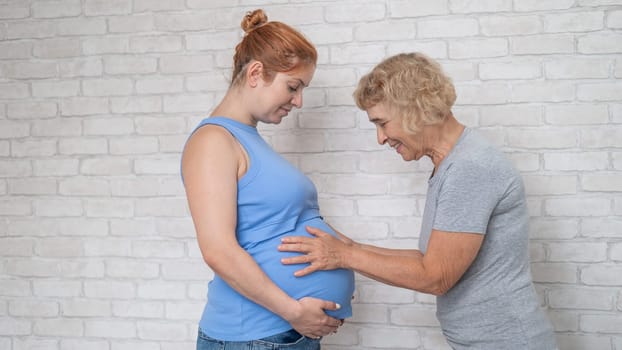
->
[[207, 116, 259, 135], [428, 127, 470, 183]]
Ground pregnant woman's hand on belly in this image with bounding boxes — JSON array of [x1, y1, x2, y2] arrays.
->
[[279, 225, 352, 277], [284, 296, 342, 338]]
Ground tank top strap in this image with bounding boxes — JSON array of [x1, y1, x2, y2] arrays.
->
[[194, 117, 260, 148], [188, 117, 262, 188]]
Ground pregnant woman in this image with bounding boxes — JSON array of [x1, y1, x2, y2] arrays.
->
[[181, 9, 355, 350]]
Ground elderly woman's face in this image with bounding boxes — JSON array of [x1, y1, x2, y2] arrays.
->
[[367, 103, 423, 162]]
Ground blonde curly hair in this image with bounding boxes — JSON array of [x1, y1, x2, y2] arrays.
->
[[353, 52, 456, 134]]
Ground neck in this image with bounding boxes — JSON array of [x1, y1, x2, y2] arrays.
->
[[425, 114, 465, 169], [211, 87, 257, 127]]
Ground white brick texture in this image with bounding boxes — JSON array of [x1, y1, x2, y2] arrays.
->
[[1, 1, 621, 349]]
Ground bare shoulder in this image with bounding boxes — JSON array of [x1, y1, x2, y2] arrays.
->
[[182, 124, 241, 179], [184, 124, 237, 154]]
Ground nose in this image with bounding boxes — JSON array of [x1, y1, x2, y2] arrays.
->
[[376, 127, 387, 145], [291, 90, 303, 108]]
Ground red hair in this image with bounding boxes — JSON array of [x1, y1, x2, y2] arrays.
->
[[231, 9, 317, 86]]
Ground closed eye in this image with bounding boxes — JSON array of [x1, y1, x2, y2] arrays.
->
[[288, 85, 301, 93], [369, 117, 387, 126]]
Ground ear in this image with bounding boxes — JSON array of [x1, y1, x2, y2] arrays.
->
[[246, 60, 263, 88]]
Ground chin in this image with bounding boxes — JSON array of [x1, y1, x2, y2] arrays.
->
[[401, 153, 417, 162], [260, 115, 283, 125], [273, 111, 288, 123]]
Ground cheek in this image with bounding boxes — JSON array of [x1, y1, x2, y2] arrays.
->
[[388, 127, 403, 141], [262, 95, 281, 110], [401, 137, 419, 151], [269, 90, 289, 106]]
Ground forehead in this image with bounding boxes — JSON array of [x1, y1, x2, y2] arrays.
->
[[278, 64, 315, 85], [366, 103, 394, 121]]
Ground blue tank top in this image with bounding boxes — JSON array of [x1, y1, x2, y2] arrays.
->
[[185, 117, 355, 341]]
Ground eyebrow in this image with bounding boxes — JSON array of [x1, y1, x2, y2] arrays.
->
[[295, 78, 308, 87]]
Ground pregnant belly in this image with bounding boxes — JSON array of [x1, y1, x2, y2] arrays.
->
[[249, 218, 355, 319]]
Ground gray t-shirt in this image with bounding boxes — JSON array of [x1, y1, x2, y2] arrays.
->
[[420, 128, 556, 349]]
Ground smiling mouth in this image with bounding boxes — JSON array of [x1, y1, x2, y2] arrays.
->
[[276, 109, 289, 118]]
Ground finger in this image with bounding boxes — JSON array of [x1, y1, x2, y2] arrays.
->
[[326, 316, 341, 327], [280, 255, 309, 265], [278, 243, 307, 253], [319, 329, 333, 337], [322, 301, 341, 312], [321, 323, 339, 335], [308, 330, 324, 339], [323, 323, 340, 332], [305, 225, 328, 237], [280, 236, 309, 244], [293, 265, 318, 277]]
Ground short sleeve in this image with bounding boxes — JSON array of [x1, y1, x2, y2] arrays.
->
[[433, 160, 502, 234]]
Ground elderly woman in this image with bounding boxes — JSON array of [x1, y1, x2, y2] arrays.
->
[[279, 52, 557, 349]]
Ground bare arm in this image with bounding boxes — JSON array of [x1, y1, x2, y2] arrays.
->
[[280, 226, 483, 296], [183, 126, 341, 337]]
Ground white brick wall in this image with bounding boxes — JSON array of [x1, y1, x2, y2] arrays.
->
[[1, 1, 621, 349]]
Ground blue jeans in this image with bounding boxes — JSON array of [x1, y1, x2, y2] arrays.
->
[[196, 328, 321, 350]]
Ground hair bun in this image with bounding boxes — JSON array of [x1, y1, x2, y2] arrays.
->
[[241, 9, 268, 33]]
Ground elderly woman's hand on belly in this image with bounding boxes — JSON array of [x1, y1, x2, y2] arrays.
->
[[279, 225, 353, 277]]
